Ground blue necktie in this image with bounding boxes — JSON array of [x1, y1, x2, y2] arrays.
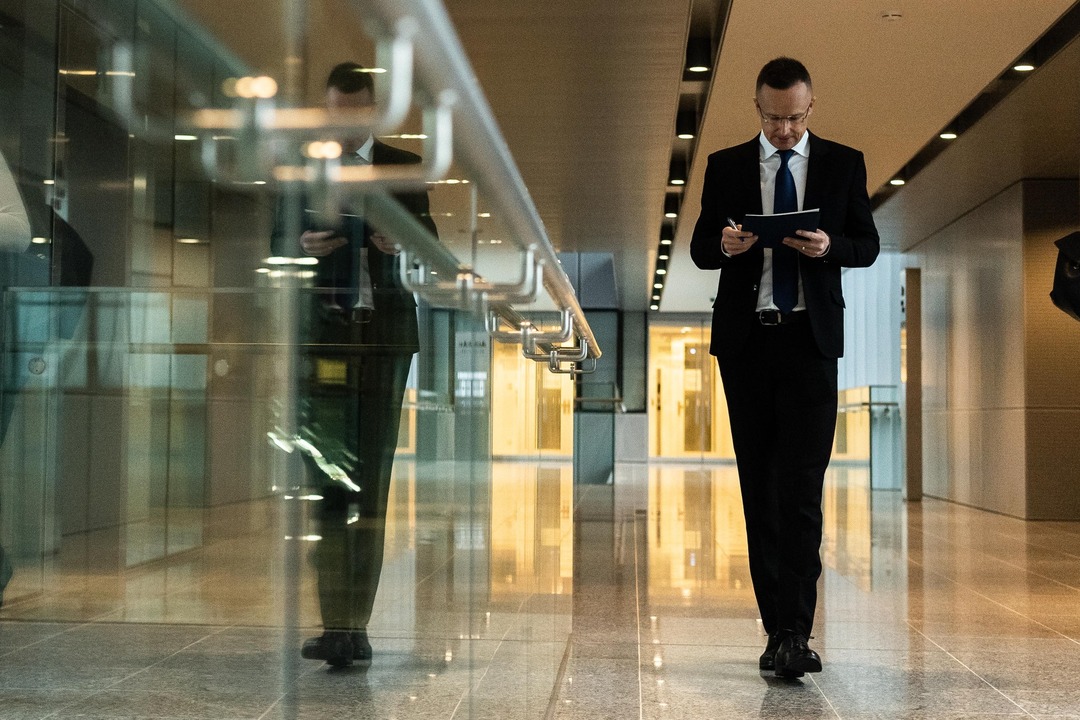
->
[[773, 149, 798, 313]]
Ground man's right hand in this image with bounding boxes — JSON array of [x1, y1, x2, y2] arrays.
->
[[300, 230, 348, 256], [721, 225, 758, 257]]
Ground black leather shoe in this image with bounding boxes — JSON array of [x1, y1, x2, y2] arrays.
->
[[350, 630, 372, 662], [774, 633, 822, 678], [759, 631, 785, 671], [301, 631, 354, 667]]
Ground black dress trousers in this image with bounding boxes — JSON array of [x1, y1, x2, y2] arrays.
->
[[717, 317, 837, 638]]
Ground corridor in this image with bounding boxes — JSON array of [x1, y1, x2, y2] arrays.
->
[[1, 463, 1078, 718], [560, 465, 1080, 719]]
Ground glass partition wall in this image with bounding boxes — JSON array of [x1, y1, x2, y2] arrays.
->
[[0, 1, 586, 717]]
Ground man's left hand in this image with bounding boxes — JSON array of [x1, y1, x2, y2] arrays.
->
[[785, 229, 830, 258], [369, 232, 400, 255]]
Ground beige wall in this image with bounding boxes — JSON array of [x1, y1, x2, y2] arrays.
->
[[916, 179, 1080, 519], [176, 0, 374, 103]]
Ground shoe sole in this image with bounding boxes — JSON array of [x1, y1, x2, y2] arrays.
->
[[301, 638, 353, 668], [775, 659, 821, 678]]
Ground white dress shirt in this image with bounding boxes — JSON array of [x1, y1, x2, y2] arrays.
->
[[354, 134, 374, 164], [757, 131, 809, 312]]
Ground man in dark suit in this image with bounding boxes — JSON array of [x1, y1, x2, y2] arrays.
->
[[272, 61, 437, 668], [690, 57, 879, 677]]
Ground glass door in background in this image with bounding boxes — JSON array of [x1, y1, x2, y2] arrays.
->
[[648, 320, 734, 461]]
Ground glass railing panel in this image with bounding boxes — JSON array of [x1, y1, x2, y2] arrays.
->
[[835, 384, 902, 489], [0, 0, 594, 717]]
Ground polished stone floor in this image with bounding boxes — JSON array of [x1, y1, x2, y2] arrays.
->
[[558, 464, 1080, 720], [1, 462, 1079, 719]]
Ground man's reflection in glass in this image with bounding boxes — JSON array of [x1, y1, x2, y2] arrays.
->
[[0, 150, 32, 608], [271, 62, 437, 668]]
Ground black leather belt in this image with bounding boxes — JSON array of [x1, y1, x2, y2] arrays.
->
[[757, 309, 807, 326], [349, 308, 373, 324], [324, 305, 373, 324]]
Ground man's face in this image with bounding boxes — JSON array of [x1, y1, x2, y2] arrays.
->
[[326, 86, 374, 153], [755, 81, 813, 151]]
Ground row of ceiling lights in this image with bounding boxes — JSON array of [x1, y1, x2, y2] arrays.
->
[[652, 20, 1057, 308], [878, 0, 1080, 211], [651, 38, 712, 311], [883, 49, 1040, 190]]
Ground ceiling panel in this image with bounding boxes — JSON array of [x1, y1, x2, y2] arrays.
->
[[662, 0, 1077, 312], [443, 0, 693, 309], [875, 33, 1080, 253], [177, 0, 1078, 314]]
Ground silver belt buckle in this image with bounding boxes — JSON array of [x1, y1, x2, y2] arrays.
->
[[759, 310, 781, 326]]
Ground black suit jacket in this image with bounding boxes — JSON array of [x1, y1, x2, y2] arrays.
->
[[690, 132, 879, 359], [271, 139, 437, 354]]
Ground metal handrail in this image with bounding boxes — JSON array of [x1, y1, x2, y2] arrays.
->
[[347, 0, 600, 362]]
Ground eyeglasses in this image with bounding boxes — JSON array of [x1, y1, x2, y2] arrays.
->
[[757, 104, 812, 126]]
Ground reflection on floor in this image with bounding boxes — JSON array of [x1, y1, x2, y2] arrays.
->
[[0, 460, 573, 720], [560, 463, 1080, 719], [2, 461, 1080, 718]]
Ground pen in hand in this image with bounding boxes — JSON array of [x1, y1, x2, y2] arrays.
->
[[726, 217, 743, 241]]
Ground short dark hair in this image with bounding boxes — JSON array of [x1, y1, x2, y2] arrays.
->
[[756, 57, 812, 93], [326, 61, 375, 94]]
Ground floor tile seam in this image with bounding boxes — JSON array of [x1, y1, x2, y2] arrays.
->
[[259, 655, 369, 720], [543, 634, 574, 720], [0, 686, 100, 717], [819, 559, 883, 596], [806, 674, 844, 719], [632, 508, 644, 720], [909, 526, 1062, 564], [82, 623, 237, 700], [905, 619, 1040, 719], [464, 593, 530, 696], [378, 539, 459, 600], [968, 554, 1080, 593], [0, 617, 131, 659], [906, 556, 1080, 648], [911, 531, 1080, 587], [913, 522, 1080, 567], [0, 637, 53, 662]]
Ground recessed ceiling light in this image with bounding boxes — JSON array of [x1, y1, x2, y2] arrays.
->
[[685, 38, 711, 73], [676, 111, 696, 140], [664, 195, 679, 219], [668, 160, 687, 187], [650, 304, 659, 310], [939, 131, 957, 140], [1013, 51, 1036, 72], [890, 178, 905, 186]]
